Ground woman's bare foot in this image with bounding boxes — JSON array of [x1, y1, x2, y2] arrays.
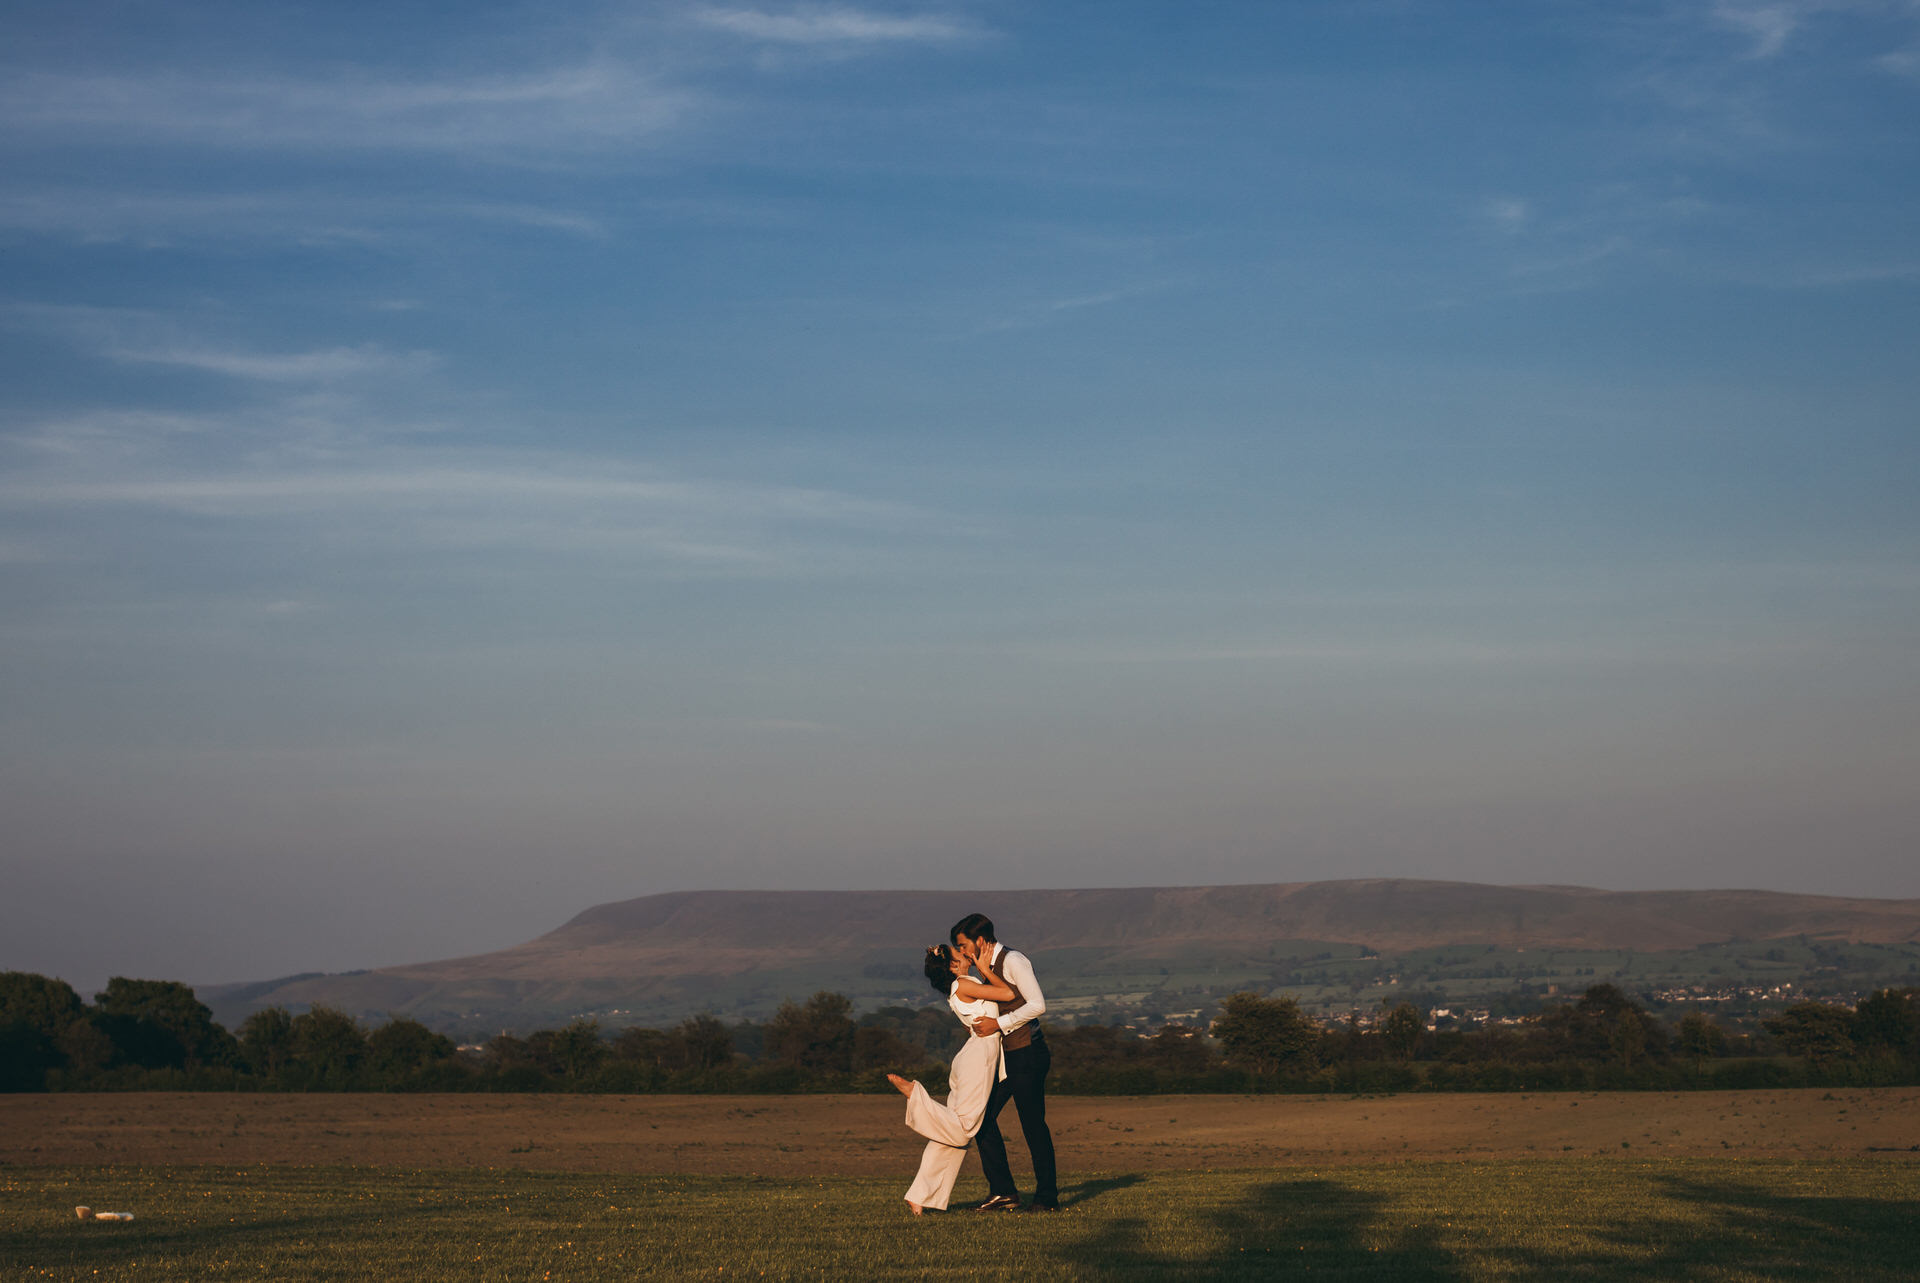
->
[[886, 1073, 914, 1096], [906, 1201, 925, 1216]]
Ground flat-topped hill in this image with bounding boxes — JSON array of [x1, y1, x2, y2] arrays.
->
[[201, 879, 1920, 1033]]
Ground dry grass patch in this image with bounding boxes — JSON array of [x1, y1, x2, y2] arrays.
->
[[3, 1088, 1915, 1175]]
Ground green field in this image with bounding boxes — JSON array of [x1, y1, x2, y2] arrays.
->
[[648, 936, 1920, 1030], [6, 1160, 1917, 1280], [1042, 937, 1920, 1024]]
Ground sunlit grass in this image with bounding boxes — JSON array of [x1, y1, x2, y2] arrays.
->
[[4, 1159, 1916, 1280]]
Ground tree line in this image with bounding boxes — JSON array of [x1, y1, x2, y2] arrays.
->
[[3, 970, 1917, 1094], [1077, 984, 1920, 1094], [0, 977, 952, 1093]]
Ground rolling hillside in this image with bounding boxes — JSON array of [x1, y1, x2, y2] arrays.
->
[[200, 879, 1920, 1033]]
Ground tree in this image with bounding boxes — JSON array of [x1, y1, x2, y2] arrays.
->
[[851, 1024, 921, 1071], [1610, 1005, 1648, 1070], [1211, 992, 1318, 1076], [1382, 1003, 1424, 1062], [1581, 984, 1665, 1069], [1142, 1024, 1214, 1075], [290, 1007, 367, 1084], [764, 992, 857, 1072], [857, 1005, 963, 1061], [1535, 984, 1666, 1070], [1051, 1024, 1125, 1074], [486, 1032, 556, 1084], [1853, 989, 1919, 1060], [1677, 1012, 1728, 1067], [239, 1007, 296, 1077], [0, 972, 86, 1089], [0, 972, 84, 1037], [93, 978, 236, 1070], [1766, 1002, 1855, 1068], [1331, 1010, 1367, 1080], [550, 1019, 607, 1081], [366, 1017, 457, 1081], [56, 1016, 114, 1076], [611, 1027, 673, 1069], [674, 1015, 734, 1071]]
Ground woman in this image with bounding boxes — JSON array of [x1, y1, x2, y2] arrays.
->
[[884, 943, 1016, 1213]]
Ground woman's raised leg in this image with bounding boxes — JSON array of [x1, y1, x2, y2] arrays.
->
[[903, 1139, 967, 1212]]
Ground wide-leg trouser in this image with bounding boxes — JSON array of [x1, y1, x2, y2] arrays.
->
[[902, 1031, 1002, 1210]]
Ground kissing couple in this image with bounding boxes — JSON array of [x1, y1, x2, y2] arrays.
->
[[885, 913, 1059, 1214]]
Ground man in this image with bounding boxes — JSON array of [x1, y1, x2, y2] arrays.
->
[[950, 912, 1057, 1211]]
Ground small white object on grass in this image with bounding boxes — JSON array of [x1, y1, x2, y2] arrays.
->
[[75, 1208, 135, 1222]]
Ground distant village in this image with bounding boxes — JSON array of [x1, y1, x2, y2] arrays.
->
[[1057, 976, 1895, 1042]]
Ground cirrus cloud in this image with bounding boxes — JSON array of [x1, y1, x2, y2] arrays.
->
[[690, 4, 980, 45], [0, 62, 695, 158]]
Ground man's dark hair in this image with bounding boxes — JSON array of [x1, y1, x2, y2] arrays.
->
[[949, 913, 996, 945], [924, 945, 955, 995]]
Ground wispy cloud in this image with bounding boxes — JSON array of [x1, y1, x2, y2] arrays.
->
[[691, 5, 977, 45], [1508, 233, 1633, 280], [1618, 2, 1905, 158], [0, 465, 904, 517], [1705, 0, 1919, 65], [0, 434, 952, 575], [1876, 42, 1920, 76], [1736, 259, 1920, 287], [1713, 2, 1804, 58], [976, 282, 1171, 333], [107, 344, 429, 383], [1484, 198, 1531, 234], [3, 408, 219, 461], [0, 191, 289, 245], [448, 203, 608, 237], [0, 186, 794, 249], [0, 304, 432, 385], [0, 62, 694, 157], [1463, 181, 1721, 294]]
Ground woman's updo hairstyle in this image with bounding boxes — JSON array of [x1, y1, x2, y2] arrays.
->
[[924, 944, 955, 995]]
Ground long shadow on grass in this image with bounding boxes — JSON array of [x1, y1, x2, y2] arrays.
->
[[1635, 1175, 1920, 1275], [1482, 1172, 1920, 1281], [1057, 1174, 1146, 1208], [1052, 1177, 1459, 1281]]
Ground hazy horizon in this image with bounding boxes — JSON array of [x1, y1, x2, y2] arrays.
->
[[28, 871, 1920, 999], [4, 2, 1917, 991]]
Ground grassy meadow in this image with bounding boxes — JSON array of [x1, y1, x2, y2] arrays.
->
[[6, 1158, 1918, 1281]]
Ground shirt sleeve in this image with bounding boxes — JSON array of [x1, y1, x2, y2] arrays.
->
[[995, 948, 1046, 1034]]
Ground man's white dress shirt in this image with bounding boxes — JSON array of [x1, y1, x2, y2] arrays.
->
[[989, 942, 1046, 1036]]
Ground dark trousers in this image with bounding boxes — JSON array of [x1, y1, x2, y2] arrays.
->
[[975, 1032, 1057, 1206]]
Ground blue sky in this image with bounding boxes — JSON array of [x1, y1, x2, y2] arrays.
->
[[3, 1, 1917, 987]]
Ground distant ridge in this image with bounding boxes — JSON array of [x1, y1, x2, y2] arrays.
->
[[201, 879, 1920, 1032], [526, 880, 1920, 959]]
